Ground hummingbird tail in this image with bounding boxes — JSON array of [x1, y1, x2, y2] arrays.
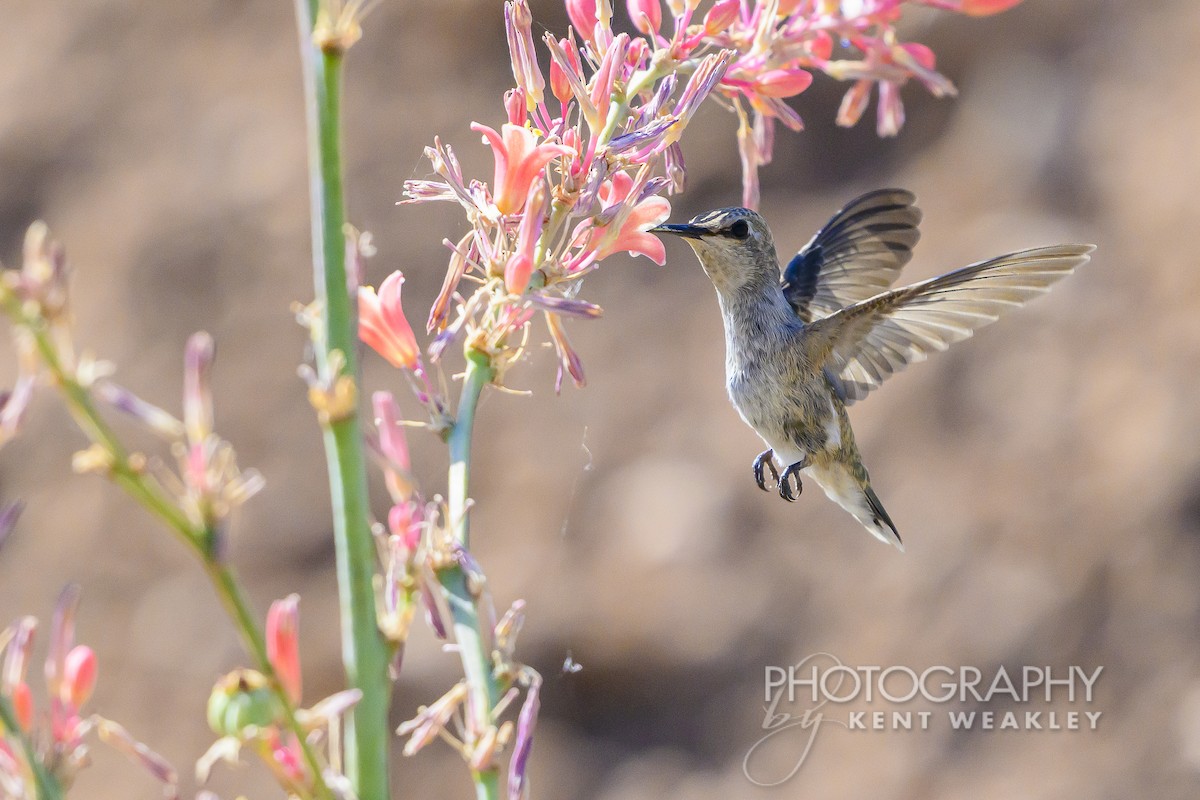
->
[[808, 464, 904, 551]]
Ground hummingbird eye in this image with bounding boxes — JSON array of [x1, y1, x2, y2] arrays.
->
[[728, 219, 751, 240]]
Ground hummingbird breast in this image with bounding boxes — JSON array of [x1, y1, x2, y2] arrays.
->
[[721, 302, 837, 461]]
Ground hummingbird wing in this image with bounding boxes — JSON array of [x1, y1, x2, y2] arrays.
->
[[781, 189, 922, 323], [806, 244, 1095, 404]]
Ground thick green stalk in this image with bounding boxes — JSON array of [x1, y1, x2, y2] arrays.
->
[[294, 2, 391, 797], [0, 696, 63, 800], [440, 349, 502, 800]]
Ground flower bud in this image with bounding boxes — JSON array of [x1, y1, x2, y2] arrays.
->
[[626, 0, 661, 35], [206, 670, 283, 737], [266, 595, 302, 705], [808, 31, 833, 62], [703, 0, 739, 34], [62, 645, 97, 709], [961, 0, 1023, 15], [565, 0, 598, 41], [10, 681, 33, 731], [755, 68, 814, 98], [901, 42, 936, 70], [549, 38, 582, 107], [505, 88, 527, 126]]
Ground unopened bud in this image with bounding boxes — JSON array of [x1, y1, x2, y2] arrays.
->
[[206, 670, 284, 737], [62, 645, 97, 708], [703, 0, 738, 34]]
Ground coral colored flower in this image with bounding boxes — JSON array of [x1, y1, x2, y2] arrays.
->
[[62, 645, 96, 709], [704, 0, 739, 34], [755, 68, 814, 98], [505, 182, 548, 295], [837, 79, 873, 128], [11, 681, 33, 730], [359, 272, 420, 370], [266, 595, 302, 705], [549, 37, 583, 108], [626, 0, 661, 34], [592, 173, 671, 264], [471, 123, 573, 216], [565, 0, 598, 41], [961, 0, 1023, 15]]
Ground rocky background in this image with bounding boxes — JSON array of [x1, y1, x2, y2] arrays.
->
[[2, 0, 1199, 797]]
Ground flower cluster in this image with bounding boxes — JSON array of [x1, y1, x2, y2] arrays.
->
[[361, 0, 1025, 395], [0, 587, 176, 798], [200, 595, 362, 799], [0, 224, 263, 559]]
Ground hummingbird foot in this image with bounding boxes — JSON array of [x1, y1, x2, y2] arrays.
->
[[753, 449, 779, 492], [779, 458, 810, 502]]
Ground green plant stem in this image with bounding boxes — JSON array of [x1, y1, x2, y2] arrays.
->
[[440, 349, 502, 800], [294, 2, 391, 798], [0, 696, 63, 800]]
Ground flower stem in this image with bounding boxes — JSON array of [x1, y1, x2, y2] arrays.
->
[[0, 696, 63, 800], [204, 561, 334, 793], [0, 294, 335, 799], [447, 351, 491, 548], [295, 2, 391, 798], [441, 348, 502, 799]]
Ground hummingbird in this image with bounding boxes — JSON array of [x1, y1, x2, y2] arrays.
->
[[654, 189, 1093, 550]]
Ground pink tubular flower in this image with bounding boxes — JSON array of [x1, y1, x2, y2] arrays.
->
[[505, 182, 548, 295], [471, 123, 573, 216], [11, 681, 33, 730], [359, 271, 420, 370], [754, 68, 814, 98], [62, 645, 96, 709], [704, 0, 740, 34], [837, 79, 873, 128], [549, 36, 584, 109], [591, 173, 671, 264], [626, 0, 661, 35], [876, 80, 905, 137], [565, 0, 598, 41], [505, 0, 544, 107], [266, 595, 302, 705], [961, 0, 1023, 14]]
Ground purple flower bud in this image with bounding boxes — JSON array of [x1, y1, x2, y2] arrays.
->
[[640, 74, 676, 121], [507, 671, 542, 800], [527, 295, 604, 319], [674, 51, 732, 125], [95, 381, 186, 440], [608, 116, 677, 157], [183, 332, 215, 445], [418, 576, 448, 640]]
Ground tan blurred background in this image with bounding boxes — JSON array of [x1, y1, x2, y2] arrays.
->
[[2, 0, 1199, 797]]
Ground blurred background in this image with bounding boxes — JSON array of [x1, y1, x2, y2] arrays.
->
[[2, 0, 1199, 797]]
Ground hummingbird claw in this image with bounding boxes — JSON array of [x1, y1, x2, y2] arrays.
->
[[778, 458, 809, 502], [753, 449, 779, 492]]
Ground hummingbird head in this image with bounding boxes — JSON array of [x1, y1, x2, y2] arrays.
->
[[653, 207, 778, 295]]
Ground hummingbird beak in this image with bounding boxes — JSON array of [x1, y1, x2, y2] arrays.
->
[[651, 223, 707, 240]]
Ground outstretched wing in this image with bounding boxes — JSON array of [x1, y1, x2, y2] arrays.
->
[[806, 244, 1095, 404], [782, 189, 923, 323]]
